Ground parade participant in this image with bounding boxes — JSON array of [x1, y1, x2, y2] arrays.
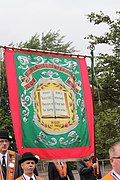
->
[[77, 156, 101, 180], [16, 152, 43, 180], [102, 141, 120, 180], [0, 130, 22, 180], [89, 156, 102, 179], [48, 161, 75, 180]]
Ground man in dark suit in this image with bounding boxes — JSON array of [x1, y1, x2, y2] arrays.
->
[[48, 161, 75, 180], [77, 157, 102, 180], [0, 130, 22, 179]]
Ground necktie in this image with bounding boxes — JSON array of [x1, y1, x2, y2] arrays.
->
[[2, 155, 6, 180], [60, 162, 63, 168], [30, 178, 33, 180]]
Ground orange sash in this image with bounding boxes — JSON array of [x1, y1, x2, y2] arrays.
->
[[54, 162, 67, 177], [0, 150, 16, 180], [102, 171, 118, 180], [85, 161, 93, 167], [7, 150, 16, 180]]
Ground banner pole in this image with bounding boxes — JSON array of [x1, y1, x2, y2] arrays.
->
[[90, 45, 98, 179], [0, 45, 93, 59], [90, 47, 95, 108]]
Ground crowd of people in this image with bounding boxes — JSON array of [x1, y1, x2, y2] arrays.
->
[[0, 129, 120, 180]]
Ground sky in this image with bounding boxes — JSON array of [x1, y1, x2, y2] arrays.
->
[[0, 0, 119, 60]]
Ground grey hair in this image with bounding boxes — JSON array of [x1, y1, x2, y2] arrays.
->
[[109, 141, 120, 157]]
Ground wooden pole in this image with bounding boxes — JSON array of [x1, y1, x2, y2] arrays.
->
[[0, 45, 92, 59], [90, 46, 98, 179]]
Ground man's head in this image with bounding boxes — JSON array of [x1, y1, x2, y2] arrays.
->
[[19, 152, 38, 177], [0, 130, 11, 154], [109, 141, 120, 174]]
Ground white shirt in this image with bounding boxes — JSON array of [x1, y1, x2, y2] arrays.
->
[[112, 170, 120, 180], [0, 152, 8, 166], [60, 162, 63, 167], [22, 173, 36, 180]]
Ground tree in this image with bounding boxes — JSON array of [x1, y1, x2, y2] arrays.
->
[[86, 11, 120, 158], [86, 11, 120, 110], [18, 30, 75, 53], [95, 108, 120, 158], [0, 49, 13, 135]]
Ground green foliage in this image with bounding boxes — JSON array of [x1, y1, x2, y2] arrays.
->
[[0, 108, 13, 136], [41, 30, 75, 53], [0, 60, 12, 133], [87, 11, 112, 25], [86, 11, 120, 49], [87, 11, 120, 158], [18, 33, 41, 49], [87, 11, 120, 109], [0, 61, 10, 112], [95, 108, 120, 159], [18, 30, 75, 53]]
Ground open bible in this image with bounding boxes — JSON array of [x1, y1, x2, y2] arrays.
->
[[37, 90, 70, 118]]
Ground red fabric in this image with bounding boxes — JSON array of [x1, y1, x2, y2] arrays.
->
[[5, 49, 94, 160], [79, 58, 94, 154]]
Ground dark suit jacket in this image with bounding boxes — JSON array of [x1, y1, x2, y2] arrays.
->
[[77, 160, 96, 180], [48, 162, 75, 180]]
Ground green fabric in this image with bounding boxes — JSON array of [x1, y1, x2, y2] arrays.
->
[[14, 52, 90, 148]]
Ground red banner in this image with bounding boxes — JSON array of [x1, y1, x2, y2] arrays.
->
[[5, 49, 94, 160]]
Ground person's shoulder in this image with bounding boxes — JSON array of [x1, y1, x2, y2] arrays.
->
[[38, 176, 44, 180], [8, 150, 21, 159], [48, 162, 54, 168], [16, 177, 22, 180], [78, 160, 83, 162], [8, 149, 17, 153], [102, 171, 112, 180], [49, 162, 54, 165], [15, 151, 21, 156], [8, 149, 17, 155]]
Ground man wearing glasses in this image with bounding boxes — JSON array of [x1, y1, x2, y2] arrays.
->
[[102, 141, 120, 180], [0, 130, 22, 179]]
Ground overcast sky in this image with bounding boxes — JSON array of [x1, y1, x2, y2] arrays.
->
[[0, 0, 119, 58]]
